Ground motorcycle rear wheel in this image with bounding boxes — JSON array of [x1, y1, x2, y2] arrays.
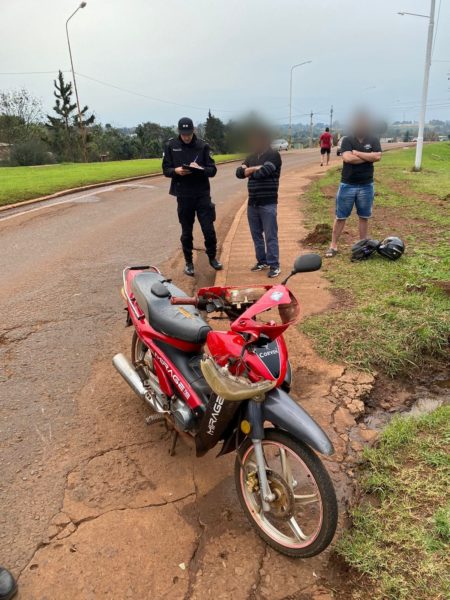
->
[[131, 331, 147, 367], [131, 332, 160, 396], [235, 428, 338, 558]]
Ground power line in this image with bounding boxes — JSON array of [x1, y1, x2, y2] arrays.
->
[[0, 70, 71, 75], [75, 72, 236, 114], [0, 68, 236, 115]]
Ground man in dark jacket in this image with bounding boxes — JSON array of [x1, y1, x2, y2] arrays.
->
[[162, 117, 222, 276], [236, 130, 282, 278]]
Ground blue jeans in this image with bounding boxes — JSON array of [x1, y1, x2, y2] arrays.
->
[[247, 203, 279, 268], [336, 182, 374, 219]]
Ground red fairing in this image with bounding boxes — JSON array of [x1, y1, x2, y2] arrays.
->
[[248, 335, 288, 385], [205, 331, 288, 385], [205, 331, 245, 366], [231, 285, 300, 341]]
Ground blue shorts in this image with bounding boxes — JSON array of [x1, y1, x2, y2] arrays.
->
[[335, 182, 374, 219]]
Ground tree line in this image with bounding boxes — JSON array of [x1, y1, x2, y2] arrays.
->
[[3, 72, 449, 166], [0, 72, 246, 166]]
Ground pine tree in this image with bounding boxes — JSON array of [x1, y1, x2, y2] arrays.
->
[[46, 70, 94, 161], [205, 110, 226, 153]]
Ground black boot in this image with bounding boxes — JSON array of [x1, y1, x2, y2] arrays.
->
[[0, 568, 17, 600], [209, 258, 223, 271], [184, 262, 195, 277]]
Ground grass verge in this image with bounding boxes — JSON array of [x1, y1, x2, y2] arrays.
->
[[300, 142, 450, 376], [337, 405, 450, 600], [0, 154, 243, 206]]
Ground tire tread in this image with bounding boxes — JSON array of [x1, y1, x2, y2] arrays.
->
[[235, 428, 338, 558]]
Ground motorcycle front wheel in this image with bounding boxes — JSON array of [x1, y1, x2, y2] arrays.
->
[[235, 428, 338, 558]]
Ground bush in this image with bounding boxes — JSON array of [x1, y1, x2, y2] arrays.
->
[[9, 139, 54, 166]]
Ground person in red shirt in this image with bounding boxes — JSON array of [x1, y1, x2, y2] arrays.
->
[[319, 127, 333, 166]]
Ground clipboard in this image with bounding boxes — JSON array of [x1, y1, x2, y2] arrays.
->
[[182, 163, 205, 172]]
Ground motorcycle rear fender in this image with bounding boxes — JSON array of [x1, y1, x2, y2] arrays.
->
[[259, 388, 334, 456]]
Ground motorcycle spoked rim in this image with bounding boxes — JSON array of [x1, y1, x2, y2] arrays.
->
[[239, 440, 323, 549]]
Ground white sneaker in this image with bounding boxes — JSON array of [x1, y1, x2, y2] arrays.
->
[[268, 267, 281, 278]]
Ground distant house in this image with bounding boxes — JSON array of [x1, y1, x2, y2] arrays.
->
[[0, 142, 11, 161]]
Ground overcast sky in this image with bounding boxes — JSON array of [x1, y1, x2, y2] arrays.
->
[[1, 0, 449, 127]]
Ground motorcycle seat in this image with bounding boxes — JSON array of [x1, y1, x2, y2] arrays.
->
[[131, 272, 211, 345]]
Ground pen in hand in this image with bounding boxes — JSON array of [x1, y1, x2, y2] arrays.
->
[[190, 154, 204, 169]]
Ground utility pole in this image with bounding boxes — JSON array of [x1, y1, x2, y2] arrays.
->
[[309, 110, 314, 148], [329, 105, 333, 130], [66, 2, 88, 162], [288, 60, 312, 148], [398, 0, 436, 171]]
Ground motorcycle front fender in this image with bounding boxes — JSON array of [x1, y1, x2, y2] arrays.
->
[[262, 388, 334, 456]]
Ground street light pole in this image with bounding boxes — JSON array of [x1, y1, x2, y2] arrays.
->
[[288, 60, 311, 148], [398, 0, 436, 171], [66, 2, 88, 162]]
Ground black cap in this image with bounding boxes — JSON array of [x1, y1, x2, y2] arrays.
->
[[178, 117, 194, 134]]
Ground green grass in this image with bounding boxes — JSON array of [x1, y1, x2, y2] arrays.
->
[[300, 142, 450, 376], [0, 154, 243, 206], [379, 142, 450, 199], [337, 405, 450, 600]]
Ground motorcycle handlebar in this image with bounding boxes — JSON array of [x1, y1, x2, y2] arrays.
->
[[170, 296, 198, 306]]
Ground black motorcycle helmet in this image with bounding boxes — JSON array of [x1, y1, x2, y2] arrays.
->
[[351, 239, 380, 261], [377, 236, 405, 261]]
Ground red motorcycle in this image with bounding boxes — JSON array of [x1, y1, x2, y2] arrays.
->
[[113, 254, 337, 557]]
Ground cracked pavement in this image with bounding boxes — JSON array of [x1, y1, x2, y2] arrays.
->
[[0, 153, 372, 599]]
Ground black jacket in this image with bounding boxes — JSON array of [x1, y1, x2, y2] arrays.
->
[[236, 148, 282, 205], [162, 134, 217, 198]]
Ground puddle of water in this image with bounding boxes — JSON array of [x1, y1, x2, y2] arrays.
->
[[363, 375, 450, 431], [364, 412, 392, 430], [406, 397, 444, 417]]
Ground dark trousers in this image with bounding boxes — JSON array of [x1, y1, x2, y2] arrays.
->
[[177, 195, 217, 263], [247, 203, 279, 268]]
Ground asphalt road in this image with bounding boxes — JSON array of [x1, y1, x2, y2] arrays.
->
[[0, 148, 324, 577]]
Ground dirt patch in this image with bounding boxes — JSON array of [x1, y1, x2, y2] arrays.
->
[[328, 287, 355, 311], [321, 184, 338, 200], [19, 503, 197, 599], [435, 280, 450, 296], [302, 223, 332, 245]]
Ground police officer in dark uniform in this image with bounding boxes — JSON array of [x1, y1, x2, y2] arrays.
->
[[162, 117, 223, 276]]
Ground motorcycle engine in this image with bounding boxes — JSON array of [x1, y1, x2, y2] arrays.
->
[[171, 398, 194, 432]]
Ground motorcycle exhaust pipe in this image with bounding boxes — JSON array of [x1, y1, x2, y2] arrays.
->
[[113, 353, 168, 414], [112, 353, 148, 399]]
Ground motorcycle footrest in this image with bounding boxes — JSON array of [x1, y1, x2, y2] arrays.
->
[[145, 414, 166, 426]]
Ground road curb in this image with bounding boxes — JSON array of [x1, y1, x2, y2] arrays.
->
[[0, 157, 244, 214], [214, 198, 248, 287]]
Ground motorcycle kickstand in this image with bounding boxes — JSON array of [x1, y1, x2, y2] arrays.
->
[[169, 430, 179, 456]]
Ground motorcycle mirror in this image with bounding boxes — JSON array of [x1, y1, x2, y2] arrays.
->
[[281, 253, 322, 285], [293, 253, 322, 273]]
